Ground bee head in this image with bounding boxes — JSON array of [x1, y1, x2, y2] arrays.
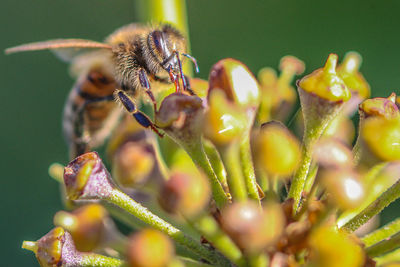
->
[[146, 24, 186, 74]]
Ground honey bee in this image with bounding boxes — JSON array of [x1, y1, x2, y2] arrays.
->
[[6, 23, 198, 159]]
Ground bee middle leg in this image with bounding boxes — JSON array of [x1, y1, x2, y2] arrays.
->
[[116, 90, 163, 138], [138, 68, 158, 112]]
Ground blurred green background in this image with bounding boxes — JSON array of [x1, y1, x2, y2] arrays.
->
[[1, 0, 400, 265]]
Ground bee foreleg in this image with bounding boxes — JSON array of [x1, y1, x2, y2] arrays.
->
[[183, 75, 196, 96], [138, 68, 158, 112], [116, 90, 164, 138]]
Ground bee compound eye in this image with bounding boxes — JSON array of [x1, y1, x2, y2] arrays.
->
[[151, 30, 169, 60]]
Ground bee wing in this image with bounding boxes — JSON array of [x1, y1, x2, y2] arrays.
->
[[5, 39, 112, 62]]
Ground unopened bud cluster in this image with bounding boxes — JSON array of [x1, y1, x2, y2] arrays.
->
[[23, 52, 400, 267]]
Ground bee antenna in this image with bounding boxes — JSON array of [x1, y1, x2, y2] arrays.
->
[[182, 53, 200, 73]]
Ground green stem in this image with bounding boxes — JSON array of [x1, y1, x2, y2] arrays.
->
[[365, 231, 400, 258], [220, 142, 248, 202], [193, 215, 246, 267], [362, 218, 400, 247], [150, 135, 170, 180], [341, 179, 400, 232], [248, 253, 269, 267], [80, 253, 123, 267], [240, 136, 261, 203], [107, 189, 224, 264], [374, 248, 400, 266], [203, 139, 228, 191], [288, 139, 314, 212], [176, 257, 214, 267], [183, 141, 229, 208]]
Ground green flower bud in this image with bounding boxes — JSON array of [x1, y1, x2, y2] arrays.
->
[[126, 229, 174, 267]]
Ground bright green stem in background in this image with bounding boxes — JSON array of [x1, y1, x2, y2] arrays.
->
[[136, 0, 193, 76], [365, 231, 400, 258], [239, 137, 261, 204], [194, 215, 246, 267], [80, 253, 123, 267], [220, 142, 248, 202], [362, 218, 400, 247], [341, 179, 400, 232], [183, 141, 230, 208], [374, 248, 400, 266], [108, 189, 223, 265]]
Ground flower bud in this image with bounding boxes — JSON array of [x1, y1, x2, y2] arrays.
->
[[23, 227, 122, 267], [359, 117, 400, 164], [53, 204, 107, 252], [337, 51, 370, 115], [188, 78, 209, 98], [208, 58, 260, 110], [126, 229, 174, 267], [156, 93, 204, 145], [255, 121, 301, 177], [22, 227, 66, 267], [204, 89, 248, 145], [313, 138, 354, 169], [63, 152, 115, 200], [298, 54, 351, 144], [320, 169, 365, 210], [323, 115, 356, 145], [337, 52, 370, 99], [221, 201, 284, 253], [359, 93, 399, 119], [159, 172, 211, 218], [112, 142, 155, 188], [308, 225, 365, 267], [257, 56, 305, 123]]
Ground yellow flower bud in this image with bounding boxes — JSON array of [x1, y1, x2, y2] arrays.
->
[[300, 54, 351, 102], [127, 229, 174, 267], [337, 51, 370, 99], [208, 58, 260, 109], [53, 204, 107, 252], [321, 169, 365, 210], [255, 121, 301, 177], [204, 90, 248, 145], [308, 225, 365, 267], [361, 117, 400, 162]]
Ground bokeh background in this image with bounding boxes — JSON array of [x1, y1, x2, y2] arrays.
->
[[1, 0, 400, 265]]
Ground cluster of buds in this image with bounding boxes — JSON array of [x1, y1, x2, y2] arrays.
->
[[24, 52, 400, 267]]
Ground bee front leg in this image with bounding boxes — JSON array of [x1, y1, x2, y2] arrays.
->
[[138, 68, 158, 112], [116, 90, 164, 138]]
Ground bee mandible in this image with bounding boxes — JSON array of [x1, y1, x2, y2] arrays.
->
[[6, 23, 199, 159]]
